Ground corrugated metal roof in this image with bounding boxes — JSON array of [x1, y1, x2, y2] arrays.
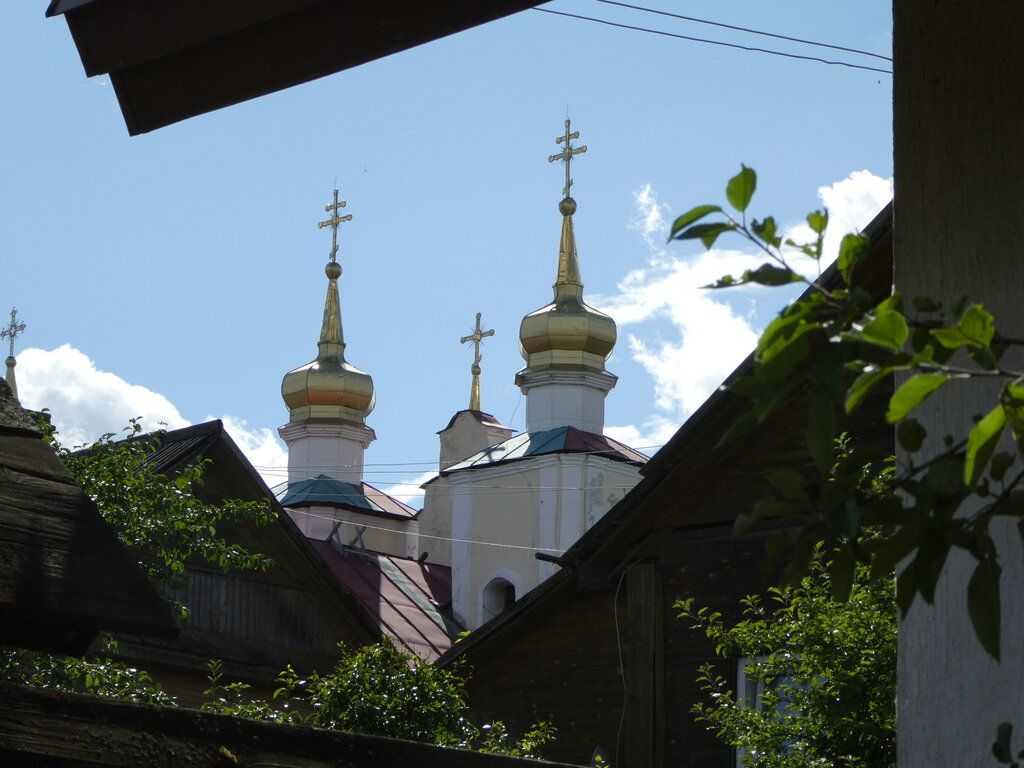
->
[[310, 541, 457, 662], [441, 425, 649, 474], [275, 476, 417, 519]]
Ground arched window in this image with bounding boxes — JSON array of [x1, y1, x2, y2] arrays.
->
[[481, 577, 516, 622]]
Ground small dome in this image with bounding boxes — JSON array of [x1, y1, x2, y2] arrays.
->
[[282, 353, 375, 425], [519, 299, 616, 372], [518, 196, 616, 374]]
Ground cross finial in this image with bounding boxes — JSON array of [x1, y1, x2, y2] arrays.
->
[[1, 307, 25, 358], [548, 119, 587, 199], [317, 188, 353, 262], [460, 312, 494, 411]]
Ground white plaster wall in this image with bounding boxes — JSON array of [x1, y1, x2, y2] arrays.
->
[[418, 476, 454, 567], [524, 383, 607, 434]]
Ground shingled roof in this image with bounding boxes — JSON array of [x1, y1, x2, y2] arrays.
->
[[0, 379, 178, 655]]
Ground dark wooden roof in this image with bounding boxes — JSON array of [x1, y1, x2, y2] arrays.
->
[[0, 681, 578, 768], [0, 379, 178, 655], [102, 420, 382, 691], [45, 0, 536, 135]]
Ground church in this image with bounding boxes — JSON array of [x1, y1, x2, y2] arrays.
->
[[274, 120, 647, 644]]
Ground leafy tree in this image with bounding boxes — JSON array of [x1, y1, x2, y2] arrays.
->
[[201, 640, 556, 758], [0, 419, 276, 702], [670, 166, 1024, 662], [57, 418, 276, 599], [679, 542, 896, 768]]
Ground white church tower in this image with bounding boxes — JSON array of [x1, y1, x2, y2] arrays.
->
[[278, 189, 417, 557], [419, 122, 646, 630]]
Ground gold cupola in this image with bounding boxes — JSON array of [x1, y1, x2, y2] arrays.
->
[[519, 120, 616, 374], [282, 190, 375, 426]]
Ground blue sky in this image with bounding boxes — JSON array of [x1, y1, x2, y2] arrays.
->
[[1, 1, 893, 504]]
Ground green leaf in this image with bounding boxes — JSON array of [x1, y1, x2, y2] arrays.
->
[[744, 263, 803, 287], [806, 209, 828, 235], [751, 216, 781, 247], [968, 555, 1002, 661], [964, 405, 1007, 489], [860, 310, 909, 351], [990, 452, 1015, 483], [807, 391, 835, 476], [931, 304, 996, 349], [886, 373, 950, 423], [897, 418, 927, 452], [668, 204, 723, 240], [673, 221, 736, 249], [768, 469, 807, 500], [838, 234, 869, 284], [845, 368, 890, 414], [726, 165, 757, 213], [912, 295, 941, 313], [828, 545, 855, 602]]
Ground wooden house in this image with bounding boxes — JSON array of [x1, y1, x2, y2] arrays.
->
[[439, 205, 895, 768], [0, 378, 177, 655]]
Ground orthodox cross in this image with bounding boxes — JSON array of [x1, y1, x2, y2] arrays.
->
[[548, 118, 587, 198], [1, 307, 25, 358], [460, 312, 494, 411], [317, 188, 353, 262]]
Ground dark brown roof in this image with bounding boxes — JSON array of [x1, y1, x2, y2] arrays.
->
[[46, 0, 536, 135], [0, 378, 178, 655], [101, 420, 382, 682]]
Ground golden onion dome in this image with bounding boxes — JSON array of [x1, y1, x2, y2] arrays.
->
[[282, 261, 375, 425], [519, 197, 617, 373]]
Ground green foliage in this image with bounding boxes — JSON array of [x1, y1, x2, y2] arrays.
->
[[671, 167, 1024, 662], [0, 637, 174, 705], [1, 419, 276, 701], [678, 543, 896, 768], [51, 418, 276, 600], [200, 640, 555, 758]]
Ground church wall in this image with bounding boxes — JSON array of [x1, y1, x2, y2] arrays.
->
[[419, 475, 453, 566]]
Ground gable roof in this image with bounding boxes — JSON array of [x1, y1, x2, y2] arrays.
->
[[0, 378, 178, 655], [440, 425, 649, 476], [102, 420, 383, 682], [310, 541, 458, 661], [275, 475, 417, 519]]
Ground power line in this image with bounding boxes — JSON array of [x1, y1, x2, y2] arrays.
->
[[531, 7, 893, 75], [591, 0, 892, 63]]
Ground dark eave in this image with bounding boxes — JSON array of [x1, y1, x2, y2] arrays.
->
[[46, 0, 537, 135]]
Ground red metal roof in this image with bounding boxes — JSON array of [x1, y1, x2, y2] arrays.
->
[[310, 541, 456, 662]]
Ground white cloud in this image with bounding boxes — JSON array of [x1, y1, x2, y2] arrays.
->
[[598, 171, 892, 446], [13, 344, 290, 489], [785, 171, 894, 264], [16, 344, 189, 447], [213, 415, 289, 490], [376, 469, 438, 510]]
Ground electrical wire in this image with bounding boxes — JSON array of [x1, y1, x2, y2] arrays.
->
[[531, 7, 893, 75], [591, 0, 892, 62], [291, 505, 566, 553]]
